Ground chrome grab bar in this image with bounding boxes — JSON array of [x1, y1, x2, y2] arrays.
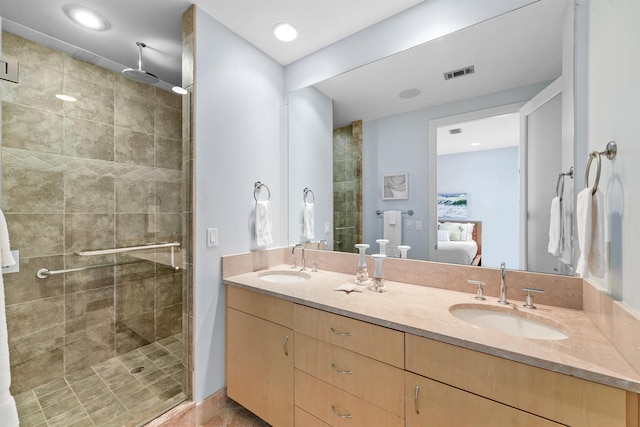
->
[[75, 241, 180, 256], [37, 259, 145, 279]]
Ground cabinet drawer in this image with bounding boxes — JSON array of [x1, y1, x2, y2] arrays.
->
[[227, 286, 293, 327], [406, 334, 631, 427], [295, 370, 403, 427], [294, 333, 404, 417], [405, 371, 561, 426], [295, 407, 331, 427], [294, 304, 404, 368]]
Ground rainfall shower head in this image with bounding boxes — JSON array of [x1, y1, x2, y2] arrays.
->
[[122, 41, 159, 85]]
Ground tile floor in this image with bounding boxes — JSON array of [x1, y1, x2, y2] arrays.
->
[[200, 402, 271, 427], [14, 334, 187, 427]]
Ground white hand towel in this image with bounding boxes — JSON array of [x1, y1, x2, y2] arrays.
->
[[0, 210, 16, 268], [547, 196, 561, 256], [383, 210, 402, 257], [0, 209, 18, 426], [303, 203, 314, 240], [589, 189, 605, 277], [576, 188, 605, 277], [255, 200, 273, 246]]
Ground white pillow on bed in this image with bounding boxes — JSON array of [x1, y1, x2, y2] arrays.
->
[[437, 229, 451, 241], [460, 223, 475, 241]]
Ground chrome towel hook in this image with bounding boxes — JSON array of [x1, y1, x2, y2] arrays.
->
[[254, 181, 271, 201], [584, 141, 617, 195]]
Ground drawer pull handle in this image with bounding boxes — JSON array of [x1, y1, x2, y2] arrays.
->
[[414, 385, 420, 414], [330, 327, 351, 337], [282, 335, 289, 356], [331, 405, 352, 419], [331, 363, 352, 375]]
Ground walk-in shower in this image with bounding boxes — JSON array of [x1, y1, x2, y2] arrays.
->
[[1, 28, 191, 427]]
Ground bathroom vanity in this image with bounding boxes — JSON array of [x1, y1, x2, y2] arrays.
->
[[223, 251, 640, 427]]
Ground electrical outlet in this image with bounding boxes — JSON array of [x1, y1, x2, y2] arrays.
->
[[416, 221, 423, 231]]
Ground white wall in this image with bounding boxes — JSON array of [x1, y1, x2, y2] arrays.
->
[[288, 87, 333, 249], [587, 0, 640, 311], [193, 8, 286, 401], [362, 83, 547, 260], [438, 147, 520, 268]]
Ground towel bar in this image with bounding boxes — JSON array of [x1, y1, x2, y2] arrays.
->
[[376, 210, 413, 216]]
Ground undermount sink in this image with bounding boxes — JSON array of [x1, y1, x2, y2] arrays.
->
[[449, 304, 568, 340], [258, 270, 311, 283]]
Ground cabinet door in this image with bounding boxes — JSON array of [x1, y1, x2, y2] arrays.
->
[[227, 308, 294, 427], [405, 372, 562, 427]]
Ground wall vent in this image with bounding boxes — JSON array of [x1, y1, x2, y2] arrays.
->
[[443, 65, 475, 81], [449, 128, 462, 135]]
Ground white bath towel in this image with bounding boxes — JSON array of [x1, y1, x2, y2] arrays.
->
[[383, 210, 402, 257], [576, 188, 605, 277], [547, 196, 561, 256], [0, 209, 18, 426], [0, 210, 16, 268], [255, 200, 273, 246], [303, 203, 314, 240]]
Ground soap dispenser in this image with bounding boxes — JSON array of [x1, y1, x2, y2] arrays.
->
[[369, 254, 387, 293], [354, 244, 370, 285]]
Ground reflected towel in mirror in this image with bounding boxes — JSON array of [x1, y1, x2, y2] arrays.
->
[[383, 210, 402, 257], [303, 203, 314, 239]]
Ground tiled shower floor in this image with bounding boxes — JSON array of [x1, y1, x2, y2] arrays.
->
[[14, 334, 187, 427]]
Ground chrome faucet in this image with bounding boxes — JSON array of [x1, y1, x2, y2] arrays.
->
[[498, 262, 509, 305], [317, 240, 328, 250], [292, 244, 306, 271]]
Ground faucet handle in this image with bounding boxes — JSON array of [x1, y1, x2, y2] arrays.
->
[[523, 287, 544, 309], [311, 259, 320, 272], [467, 280, 486, 301]]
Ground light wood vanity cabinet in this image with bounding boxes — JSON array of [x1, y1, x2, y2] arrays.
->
[[406, 333, 639, 427], [405, 371, 562, 426], [226, 286, 639, 427], [293, 305, 405, 427], [226, 287, 294, 427]]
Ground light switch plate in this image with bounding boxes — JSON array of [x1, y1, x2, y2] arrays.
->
[[207, 228, 218, 247]]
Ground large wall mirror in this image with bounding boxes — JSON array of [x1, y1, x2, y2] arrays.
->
[[288, 0, 576, 276]]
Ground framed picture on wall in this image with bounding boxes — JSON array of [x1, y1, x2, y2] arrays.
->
[[382, 172, 408, 200], [437, 193, 468, 218]]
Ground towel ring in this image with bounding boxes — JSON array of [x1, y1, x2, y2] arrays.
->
[[254, 181, 271, 201], [584, 152, 602, 196], [555, 166, 573, 200], [584, 141, 617, 196], [303, 187, 315, 204]]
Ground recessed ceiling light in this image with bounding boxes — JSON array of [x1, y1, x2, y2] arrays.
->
[[470, 142, 481, 146], [63, 4, 110, 31], [398, 88, 421, 99], [172, 86, 188, 95], [55, 94, 77, 102], [273, 23, 298, 42]]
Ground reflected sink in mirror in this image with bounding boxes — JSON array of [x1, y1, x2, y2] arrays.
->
[[449, 304, 568, 340], [258, 270, 311, 283]]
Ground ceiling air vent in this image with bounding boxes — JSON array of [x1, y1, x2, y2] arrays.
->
[[443, 65, 475, 81], [449, 128, 462, 135]]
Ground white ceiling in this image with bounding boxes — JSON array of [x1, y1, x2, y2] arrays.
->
[[436, 113, 520, 156], [0, 0, 423, 87], [315, 0, 565, 128]]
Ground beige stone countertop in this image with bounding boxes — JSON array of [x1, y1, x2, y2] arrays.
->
[[224, 265, 640, 393]]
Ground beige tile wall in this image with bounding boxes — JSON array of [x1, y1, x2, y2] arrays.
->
[[1, 31, 189, 395]]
